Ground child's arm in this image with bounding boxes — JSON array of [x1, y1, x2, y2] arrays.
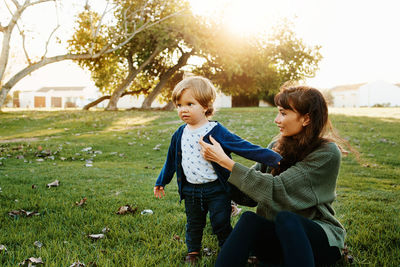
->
[[209, 130, 282, 167], [154, 133, 177, 199]]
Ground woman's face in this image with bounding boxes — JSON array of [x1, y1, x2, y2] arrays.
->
[[274, 106, 309, 137]]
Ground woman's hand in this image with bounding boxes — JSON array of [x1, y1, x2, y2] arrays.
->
[[199, 135, 235, 171]]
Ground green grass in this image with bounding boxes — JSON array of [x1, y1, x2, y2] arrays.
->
[[0, 108, 399, 266]]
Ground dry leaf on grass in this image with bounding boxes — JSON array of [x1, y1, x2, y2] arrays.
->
[[140, 209, 153, 215], [75, 197, 87, 206], [19, 257, 44, 266], [69, 260, 86, 267], [203, 247, 216, 256], [34, 241, 43, 248], [8, 209, 40, 218], [172, 234, 183, 242], [116, 205, 138, 215], [153, 144, 161, 151], [46, 180, 59, 188], [88, 234, 104, 240]]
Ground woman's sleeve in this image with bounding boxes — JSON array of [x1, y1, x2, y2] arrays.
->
[[228, 144, 341, 210]]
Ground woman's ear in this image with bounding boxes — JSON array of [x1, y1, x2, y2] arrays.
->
[[302, 113, 311, 127]]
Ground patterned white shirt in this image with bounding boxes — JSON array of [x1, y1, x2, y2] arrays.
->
[[181, 121, 218, 184]]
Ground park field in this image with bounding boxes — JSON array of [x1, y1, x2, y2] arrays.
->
[[0, 107, 399, 266]]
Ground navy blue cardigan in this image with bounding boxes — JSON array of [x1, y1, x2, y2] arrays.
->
[[155, 122, 282, 200]]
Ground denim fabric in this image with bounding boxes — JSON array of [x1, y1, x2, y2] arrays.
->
[[215, 211, 342, 267], [182, 181, 232, 253]]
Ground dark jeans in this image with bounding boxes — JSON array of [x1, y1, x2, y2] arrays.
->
[[215, 211, 342, 267], [182, 181, 232, 253]]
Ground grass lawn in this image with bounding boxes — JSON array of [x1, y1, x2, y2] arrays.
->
[[0, 107, 399, 266]]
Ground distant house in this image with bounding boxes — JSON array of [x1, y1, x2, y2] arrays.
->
[[330, 81, 400, 107], [16, 86, 232, 109], [18, 86, 101, 109]]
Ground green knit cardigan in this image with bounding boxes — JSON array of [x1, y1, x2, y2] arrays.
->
[[229, 142, 346, 249]]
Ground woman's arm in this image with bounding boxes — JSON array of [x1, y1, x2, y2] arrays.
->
[[200, 137, 341, 210]]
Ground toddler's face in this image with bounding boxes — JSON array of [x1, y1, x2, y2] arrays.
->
[[176, 89, 208, 128]]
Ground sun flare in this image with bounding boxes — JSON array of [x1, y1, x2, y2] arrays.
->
[[188, 0, 279, 36]]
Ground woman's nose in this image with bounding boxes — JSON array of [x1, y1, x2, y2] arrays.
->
[[274, 114, 280, 124]]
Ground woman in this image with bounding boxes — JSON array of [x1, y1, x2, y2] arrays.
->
[[199, 85, 349, 267]]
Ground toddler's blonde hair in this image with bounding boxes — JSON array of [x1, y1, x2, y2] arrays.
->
[[172, 76, 217, 117]]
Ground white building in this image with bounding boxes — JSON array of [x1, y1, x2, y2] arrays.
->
[[18, 86, 103, 109], [17, 86, 232, 109], [330, 81, 400, 107]]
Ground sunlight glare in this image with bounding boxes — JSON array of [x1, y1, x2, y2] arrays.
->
[[188, 0, 279, 36]]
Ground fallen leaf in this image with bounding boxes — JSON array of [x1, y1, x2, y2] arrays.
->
[[75, 197, 87, 206], [173, 234, 181, 241], [8, 209, 40, 218], [140, 209, 153, 215], [88, 234, 105, 240], [47, 180, 59, 188], [0, 244, 6, 252], [69, 260, 85, 267], [203, 247, 216, 256], [116, 205, 138, 215], [19, 257, 44, 266], [34, 241, 43, 248], [153, 144, 161, 151], [81, 147, 92, 152]]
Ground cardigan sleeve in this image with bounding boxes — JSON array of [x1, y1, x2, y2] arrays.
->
[[155, 132, 177, 187], [228, 143, 341, 211], [216, 128, 282, 167]]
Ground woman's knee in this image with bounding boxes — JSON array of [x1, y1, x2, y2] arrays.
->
[[275, 211, 301, 230]]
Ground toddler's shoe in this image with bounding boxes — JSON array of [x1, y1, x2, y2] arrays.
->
[[185, 253, 200, 265]]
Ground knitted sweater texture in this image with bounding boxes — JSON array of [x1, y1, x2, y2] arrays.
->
[[229, 142, 346, 249]]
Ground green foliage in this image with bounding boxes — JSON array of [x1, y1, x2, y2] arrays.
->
[[0, 108, 399, 266], [67, 0, 192, 97], [195, 20, 322, 104]]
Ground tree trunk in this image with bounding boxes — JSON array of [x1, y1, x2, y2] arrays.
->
[[162, 101, 175, 111], [83, 90, 147, 110], [231, 94, 259, 107], [0, 53, 101, 108], [141, 49, 193, 109], [105, 47, 161, 111]]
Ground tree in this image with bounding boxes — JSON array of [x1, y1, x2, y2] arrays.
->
[[68, 0, 192, 110], [74, 0, 217, 111], [194, 20, 322, 106], [0, 0, 182, 109]]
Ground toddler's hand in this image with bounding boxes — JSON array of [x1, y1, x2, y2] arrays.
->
[[154, 186, 165, 199]]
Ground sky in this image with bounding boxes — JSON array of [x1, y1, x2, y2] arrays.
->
[[2, 0, 400, 92]]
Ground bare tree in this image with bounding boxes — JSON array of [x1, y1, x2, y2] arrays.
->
[[0, 0, 182, 109]]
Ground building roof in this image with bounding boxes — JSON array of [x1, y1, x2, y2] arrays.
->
[[36, 86, 85, 92], [330, 83, 367, 93]]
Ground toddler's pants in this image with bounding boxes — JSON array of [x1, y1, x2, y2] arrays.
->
[[182, 180, 232, 253]]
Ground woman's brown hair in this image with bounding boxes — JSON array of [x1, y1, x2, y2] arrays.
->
[[271, 85, 355, 175]]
